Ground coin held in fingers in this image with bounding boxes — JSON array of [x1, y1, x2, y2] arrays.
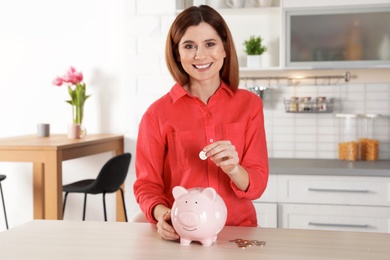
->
[[199, 151, 207, 160]]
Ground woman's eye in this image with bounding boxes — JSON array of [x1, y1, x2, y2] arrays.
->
[[184, 44, 195, 49], [206, 42, 215, 47]]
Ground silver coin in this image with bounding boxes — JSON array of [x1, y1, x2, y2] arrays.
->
[[199, 151, 207, 160]]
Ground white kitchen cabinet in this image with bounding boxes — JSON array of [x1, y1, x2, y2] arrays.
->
[[253, 173, 390, 233], [277, 174, 390, 233], [279, 203, 390, 233], [283, 4, 390, 69], [277, 175, 390, 207]]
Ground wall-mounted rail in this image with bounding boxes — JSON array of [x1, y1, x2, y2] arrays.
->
[[240, 71, 354, 86]]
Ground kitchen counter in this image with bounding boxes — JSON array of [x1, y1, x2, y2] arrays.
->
[[1, 220, 390, 260], [269, 158, 390, 177]]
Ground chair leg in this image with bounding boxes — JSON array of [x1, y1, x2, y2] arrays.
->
[[0, 182, 8, 229], [82, 193, 88, 221], [62, 192, 69, 219], [103, 193, 107, 222], [119, 188, 128, 222]]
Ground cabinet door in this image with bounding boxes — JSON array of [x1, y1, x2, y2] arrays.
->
[[278, 175, 390, 206], [279, 203, 390, 233], [283, 5, 390, 69], [253, 202, 277, 228]]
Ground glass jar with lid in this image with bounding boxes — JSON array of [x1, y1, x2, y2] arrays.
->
[[337, 114, 359, 161], [359, 114, 380, 161]]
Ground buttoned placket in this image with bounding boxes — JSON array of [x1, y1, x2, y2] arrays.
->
[[193, 97, 220, 189]]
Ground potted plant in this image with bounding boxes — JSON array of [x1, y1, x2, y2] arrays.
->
[[243, 35, 267, 67]]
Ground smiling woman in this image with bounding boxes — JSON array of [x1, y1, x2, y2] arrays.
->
[[134, 5, 269, 243]]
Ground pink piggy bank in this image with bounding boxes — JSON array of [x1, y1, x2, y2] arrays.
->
[[171, 186, 227, 246]]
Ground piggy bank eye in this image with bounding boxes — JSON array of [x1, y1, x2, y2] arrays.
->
[[185, 201, 188, 203]]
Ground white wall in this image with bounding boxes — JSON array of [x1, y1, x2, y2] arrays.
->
[[0, 0, 134, 230], [0, 0, 389, 232]]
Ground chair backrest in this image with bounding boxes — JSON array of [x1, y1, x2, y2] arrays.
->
[[90, 153, 131, 194]]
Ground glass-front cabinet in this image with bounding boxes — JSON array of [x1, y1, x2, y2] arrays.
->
[[284, 5, 390, 69]]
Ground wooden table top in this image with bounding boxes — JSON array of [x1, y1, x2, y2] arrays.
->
[[0, 134, 123, 150], [0, 220, 389, 260]]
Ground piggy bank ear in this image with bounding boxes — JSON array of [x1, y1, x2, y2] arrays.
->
[[172, 186, 188, 199], [202, 187, 217, 202]]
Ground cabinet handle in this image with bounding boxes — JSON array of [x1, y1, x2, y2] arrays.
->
[[308, 222, 369, 228], [308, 188, 369, 193]]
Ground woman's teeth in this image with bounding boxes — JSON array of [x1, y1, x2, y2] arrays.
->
[[194, 63, 211, 69]]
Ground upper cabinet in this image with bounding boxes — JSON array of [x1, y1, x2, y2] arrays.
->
[[283, 4, 390, 69]]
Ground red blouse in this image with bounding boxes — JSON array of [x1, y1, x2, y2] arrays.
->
[[134, 82, 269, 227]]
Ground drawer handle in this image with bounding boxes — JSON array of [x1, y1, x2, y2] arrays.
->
[[308, 188, 369, 193], [308, 222, 369, 228]]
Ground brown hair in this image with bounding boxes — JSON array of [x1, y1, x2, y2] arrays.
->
[[165, 5, 239, 91]]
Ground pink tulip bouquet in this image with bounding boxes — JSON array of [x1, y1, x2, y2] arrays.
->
[[53, 67, 91, 125]]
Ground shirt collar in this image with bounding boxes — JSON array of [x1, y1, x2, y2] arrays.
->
[[169, 81, 234, 103]]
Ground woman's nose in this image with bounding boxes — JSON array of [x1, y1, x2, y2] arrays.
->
[[194, 46, 206, 59]]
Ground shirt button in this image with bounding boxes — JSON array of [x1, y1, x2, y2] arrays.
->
[[209, 139, 213, 143]]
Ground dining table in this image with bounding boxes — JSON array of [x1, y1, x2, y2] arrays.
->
[[0, 220, 389, 259], [0, 134, 125, 221]]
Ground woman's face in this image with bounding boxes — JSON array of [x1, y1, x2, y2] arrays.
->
[[178, 22, 226, 83]]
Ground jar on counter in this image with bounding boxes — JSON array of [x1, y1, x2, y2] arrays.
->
[[359, 114, 380, 161], [337, 114, 359, 161]]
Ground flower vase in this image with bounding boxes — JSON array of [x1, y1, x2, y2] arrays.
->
[[68, 103, 86, 139], [67, 124, 87, 139]]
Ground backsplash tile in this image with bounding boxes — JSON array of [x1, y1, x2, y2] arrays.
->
[[263, 82, 390, 160]]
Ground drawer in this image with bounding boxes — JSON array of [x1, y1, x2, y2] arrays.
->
[[253, 202, 277, 228], [279, 203, 390, 233], [278, 175, 390, 206]]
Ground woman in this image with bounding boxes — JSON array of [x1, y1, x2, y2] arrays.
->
[[133, 5, 268, 241]]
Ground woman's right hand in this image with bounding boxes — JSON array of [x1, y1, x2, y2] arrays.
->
[[155, 207, 180, 240]]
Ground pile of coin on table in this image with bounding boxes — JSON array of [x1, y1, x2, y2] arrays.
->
[[229, 238, 266, 249]]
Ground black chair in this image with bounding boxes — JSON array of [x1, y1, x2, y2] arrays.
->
[[0, 175, 8, 229], [62, 153, 131, 222]]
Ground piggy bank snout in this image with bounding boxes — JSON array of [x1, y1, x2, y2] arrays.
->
[[178, 211, 199, 227]]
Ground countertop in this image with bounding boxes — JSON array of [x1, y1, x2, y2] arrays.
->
[[269, 158, 390, 177], [1, 220, 389, 260]]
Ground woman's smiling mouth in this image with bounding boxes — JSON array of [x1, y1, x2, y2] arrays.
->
[[194, 63, 212, 69]]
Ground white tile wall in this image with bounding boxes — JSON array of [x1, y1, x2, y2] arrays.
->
[[261, 82, 390, 159], [126, 0, 390, 161]]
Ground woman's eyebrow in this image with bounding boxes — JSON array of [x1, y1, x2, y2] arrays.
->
[[181, 38, 217, 45], [181, 40, 194, 45]]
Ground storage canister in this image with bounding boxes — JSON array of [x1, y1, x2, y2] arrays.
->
[[359, 114, 380, 161], [337, 114, 359, 161]]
